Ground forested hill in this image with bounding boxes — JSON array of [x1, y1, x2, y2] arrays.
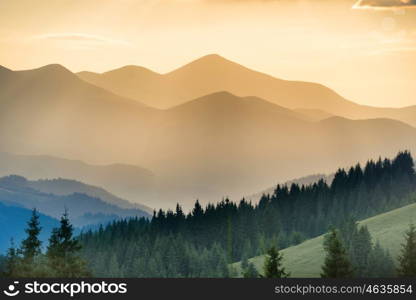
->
[[79, 151, 416, 277]]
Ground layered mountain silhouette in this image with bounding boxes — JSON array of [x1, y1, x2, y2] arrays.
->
[[0, 152, 154, 210], [26, 178, 152, 213], [294, 109, 334, 122], [1, 61, 416, 209], [78, 54, 416, 127], [0, 64, 159, 165], [0, 175, 150, 227]]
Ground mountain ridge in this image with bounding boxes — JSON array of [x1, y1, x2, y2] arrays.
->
[[0, 175, 151, 227], [0, 152, 155, 210], [76, 54, 416, 127], [2, 64, 416, 209]]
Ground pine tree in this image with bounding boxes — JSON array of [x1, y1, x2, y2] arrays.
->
[[321, 229, 354, 278], [241, 254, 249, 271], [20, 209, 42, 276], [46, 211, 90, 277], [350, 225, 373, 277], [397, 224, 416, 277], [263, 246, 289, 278], [227, 215, 233, 262], [242, 262, 259, 278], [368, 241, 395, 277], [3, 239, 20, 277], [107, 254, 121, 277], [240, 239, 252, 269], [290, 231, 305, 246], [21, 209, 42, 261]]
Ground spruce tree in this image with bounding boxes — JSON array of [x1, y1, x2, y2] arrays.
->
[[241, 254, 249, 271], [21, 209, 42, 261], [243, 262, 259, 278], [46, 211, 90, 277], [321, 229, 354, 278], [263, 246, 289, 278], [3, 239, 20, 277], [368, 241, 395, 277], [107, 254, 121, 277], [20, 209, 42, 276], [351, 225, 373, 277], [397, 224, 416, 277]]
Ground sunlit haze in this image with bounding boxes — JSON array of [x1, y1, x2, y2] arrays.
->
[[1, 0, 415, 107]]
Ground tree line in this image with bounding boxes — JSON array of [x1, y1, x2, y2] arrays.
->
[[76, 151, 415, 277], [3, 212, 415, 278], [241, 222, 416, 278], [321, 222, 416, 278], [1, 151, 415, 278]]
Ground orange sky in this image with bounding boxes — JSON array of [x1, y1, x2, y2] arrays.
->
[[0, 0, 415, 108]]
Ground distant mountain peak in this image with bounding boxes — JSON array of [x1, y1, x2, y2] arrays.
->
[[108, 65, 159, 74], [204, 90, 237, 98], [167, 53, 243, 76], [169, 91, 291, 114], [36, 63, 73, 74], [197, 53, 227, 62], [172, 91, 241, 107], [0, 65, 12, 73], [189, 53, 235, 65], [14, 63, 83, 85]]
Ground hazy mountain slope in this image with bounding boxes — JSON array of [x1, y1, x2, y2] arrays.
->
[[77, 54, 355, 111], [0, 152, 154, 210], [0, 202, 59, 253], [2, 63, 416, 209], [77, 54, 416, 127], [146, 92, 319, 202], [0, 64, 160, 165], [246, 115, 416, 201], [0, 175, 150, 227], [294, 109, 334, 122], [314, 117, 416, 165], [27, 178, 153, 213], [78, 65, 163, 105], [233, 200, 416, 277], [145, 93, 416, 208]]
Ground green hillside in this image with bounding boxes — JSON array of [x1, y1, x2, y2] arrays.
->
[[234, 200, 416, 277]]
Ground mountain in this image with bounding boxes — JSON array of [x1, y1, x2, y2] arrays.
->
[[0, 175, 150, 227], [0, 64, 160, 165], [147, 94, 416, 208], [2, 63, 416, 209], [233, 200, 416, 277], [77, 54, 416, 127], [294, 109, 334, 122], [78, 65, 162, 105], [0, 152, 154, 211], [0, 202, 59, 253], [26, 178, 153, 213]]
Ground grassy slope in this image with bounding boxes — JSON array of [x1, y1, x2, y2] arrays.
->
[[234, 201, 416, 277]]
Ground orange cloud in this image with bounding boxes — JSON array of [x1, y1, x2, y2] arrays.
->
[[353, 0, 416, 9]]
